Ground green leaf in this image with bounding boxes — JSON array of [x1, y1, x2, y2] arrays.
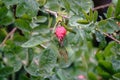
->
[[62, 0, 70, 12], [21, 36, 49, 48], [16, 3, 27, 17], [96, 66, 111, 79], [27, 48, 34, 66], [89, 9, 94, 22], [94, 31, 107, 49], [0, 67, 13, 77], [57, 69, 72, 80], [35, 16, 47, 23], [95, 31, 105, 42], [49, 74, 60, 80], [112, 59, 120, 72], [68, 0, 92, 14], [16, 0, 39, 17], [25, 45, 58, 77], [71, 31, 81, 44], [98, 60, 114, 74], [93, 11, 98, 22], [57, 69, 66, 80], [0, 29, 7, 43], [0, 9, 14, 26], [15, 19, 32, 32], [0, 15, 14, 25], [112, 43, 120, 56], [113, 73, 120, 80], [103, 42, 115, 57], [37, 0, 47, 6], [88, 72, 97, 80], [33, 25, 50, 35], [69, 15, 81, 26], [13, 34, 28, 45], [98, 20, 120, 33], [3, 0, 18, 6], [24, 0, 39, 16], [95, 51, 104, 61], [107, 5, 114, 18], [39, 47, 57, 70], [107, 19, 120, 32], [2, 42, 23, 72], [0, 6, 8, 19], [77, 19, 89, 24], [82, 10, 90, 21], [45, 0, 60, 11], [115, 0, 120, 17]]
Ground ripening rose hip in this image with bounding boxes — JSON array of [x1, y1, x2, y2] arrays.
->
[[55, 26, 68, 61], [55, 26, 67, 43]]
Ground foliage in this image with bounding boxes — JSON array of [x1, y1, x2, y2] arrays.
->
[[0, 0, 120, 80]]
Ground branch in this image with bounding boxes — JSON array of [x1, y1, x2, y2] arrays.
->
[[45, 9, 70, 19], [92, 3, 111, 11], [45, 3, 112, 19], [102, 32, 120, 44], [45, 9, 58, 18], [96, 29, 120, 44], [0, 27, 17, 47]]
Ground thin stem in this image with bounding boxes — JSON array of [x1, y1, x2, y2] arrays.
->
[[45, 9, 70, 19], [45, 9, 58, 18], [102, 32, 120, 44], [96, 29, 120, 44], [92, 3, 111, 11], [0, 27, 17, 47]]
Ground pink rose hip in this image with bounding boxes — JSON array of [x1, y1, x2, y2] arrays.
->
[[55, 26, 67, 43]]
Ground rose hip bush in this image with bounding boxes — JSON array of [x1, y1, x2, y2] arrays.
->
[[0, 0, 120, 80]]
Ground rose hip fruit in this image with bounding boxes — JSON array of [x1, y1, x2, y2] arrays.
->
[[55, 26, 67, 43]]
